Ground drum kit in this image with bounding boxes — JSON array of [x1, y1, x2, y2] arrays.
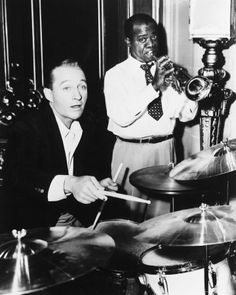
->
[[0, 139, 236, 294]]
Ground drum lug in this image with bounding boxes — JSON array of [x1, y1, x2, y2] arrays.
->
[[158, 272, 169, 295], [208, 261, 217, 288]]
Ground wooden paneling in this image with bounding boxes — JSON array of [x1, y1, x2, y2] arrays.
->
[[133, 0, 152, 15], [41, 0, 99, 84], [103, 0, 128, 72], [7, 0, 33, 83]]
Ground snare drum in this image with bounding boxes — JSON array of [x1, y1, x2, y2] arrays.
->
[[139, 247, 216, 295]]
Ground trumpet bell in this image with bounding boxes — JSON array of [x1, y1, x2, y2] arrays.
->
[[185, 76, 213, 102]]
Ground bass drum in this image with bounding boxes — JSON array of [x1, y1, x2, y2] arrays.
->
[[139, 246, 233, 295]]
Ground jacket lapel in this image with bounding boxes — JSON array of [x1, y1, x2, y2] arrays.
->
[[41, 104, 68, 174]]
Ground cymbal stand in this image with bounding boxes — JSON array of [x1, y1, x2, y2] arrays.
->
[[200, 203, 209, 295], [204, 245, 209, 295], [226, 178, 230, 205]]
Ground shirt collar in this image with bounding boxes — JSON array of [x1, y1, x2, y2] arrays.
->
[[127, 55, 143, 68], [51, 105, 82, 138], [127, 55, 155, 69]]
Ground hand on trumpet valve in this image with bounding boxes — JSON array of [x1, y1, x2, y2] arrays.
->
[[152, 56, 175, 91]]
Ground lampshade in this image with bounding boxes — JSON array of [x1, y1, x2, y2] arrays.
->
[[189, 0, 232, 39]]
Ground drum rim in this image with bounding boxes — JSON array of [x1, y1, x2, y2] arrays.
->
[[138, 246, 203, 275]]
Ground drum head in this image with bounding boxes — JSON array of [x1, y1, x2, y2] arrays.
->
[[139, 246, 203, 275]]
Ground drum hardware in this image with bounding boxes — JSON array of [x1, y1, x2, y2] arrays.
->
[[156, 271, 168, 295], [137, 203, 236, 295], [228, 241, 236, 282], [138, 245, 220, 295], [208, 261, 217, 289], [0, 226, 115, 294]]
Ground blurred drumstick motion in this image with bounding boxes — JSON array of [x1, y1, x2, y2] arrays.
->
[[92, 163, 123, 230]]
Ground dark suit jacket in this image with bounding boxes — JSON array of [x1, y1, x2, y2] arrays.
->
[[2, 102, 111, 230]]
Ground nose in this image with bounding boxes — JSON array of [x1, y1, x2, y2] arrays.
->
[[73, 88, 82, 100], [146, 37, 154, 47]]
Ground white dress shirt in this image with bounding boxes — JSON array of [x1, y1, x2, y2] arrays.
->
[[104, 55, 198, 138], [47, 110, 83, 202]]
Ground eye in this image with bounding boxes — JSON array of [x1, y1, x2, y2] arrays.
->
[[62, 86, 72, 92], [79, 83, 87, 91], [151, 35, 157, 41], [137, 37, 147, 44]]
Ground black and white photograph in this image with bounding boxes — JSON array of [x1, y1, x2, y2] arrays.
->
[[0, 0, 236, 294]]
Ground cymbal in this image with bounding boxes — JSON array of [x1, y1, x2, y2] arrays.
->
[[129, 165, 209, 195], [169, 138, 236, 181], [0, 226, 115, 294], [135, 204, 236, 247]]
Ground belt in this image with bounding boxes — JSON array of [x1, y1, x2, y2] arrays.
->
[[117, 134, 173, 144]]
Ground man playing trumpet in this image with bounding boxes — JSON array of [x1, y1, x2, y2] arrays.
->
[[104, 13, 199, 221]]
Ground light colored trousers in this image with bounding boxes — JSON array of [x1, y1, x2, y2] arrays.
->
[[111, 137, 175, 221]]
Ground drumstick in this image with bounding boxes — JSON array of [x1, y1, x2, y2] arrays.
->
[[92, 163, 123, 230], [92, 200, 106, 230], [100, 191, 151, 204], [113, 163, 123, 183]]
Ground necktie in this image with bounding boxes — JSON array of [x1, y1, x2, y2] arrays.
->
[[140, 63, 163, 121]]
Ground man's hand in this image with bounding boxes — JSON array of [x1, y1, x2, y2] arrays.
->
[[152, 55, 175, 91], [100, 177, 118, 192], [64, 175, 107, 204]]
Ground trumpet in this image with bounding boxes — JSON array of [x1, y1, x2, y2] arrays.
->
[[159, 57, 213, 102], [185, 75, 213, 102]]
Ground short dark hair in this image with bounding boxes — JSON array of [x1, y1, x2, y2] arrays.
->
[[44, 58, 83, 89], [124, 13, 158, 39]]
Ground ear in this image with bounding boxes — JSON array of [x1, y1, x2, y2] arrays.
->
[[43, 88, 53, 102], [125, 37, 131, 47]]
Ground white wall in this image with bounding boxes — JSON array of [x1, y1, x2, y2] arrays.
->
[[161, 0, 236, 157], [161, 0, 201, 157], [160, 0, 236, 200]]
